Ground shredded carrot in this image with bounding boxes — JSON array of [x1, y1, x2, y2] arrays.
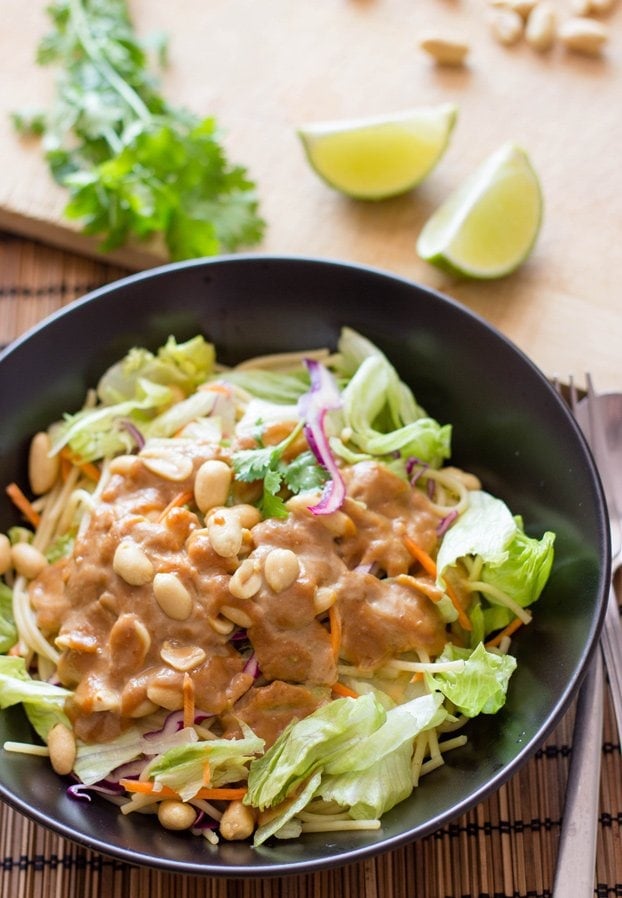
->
[[331, 681, 359, 699], [119, 779, 247, 802], [403, 536, 437, 577], [403, 536, 472, 631], [182, 672, 195, 729], [120, 780, 179, 798], [410, 672, 425, 683], [59, 448, 100, 483], [444, 581, 473, 632], [5, 483, 40, 528], [202, 762, 212, 787], [197, 786, 247, 801], [485, 616, 524, 648], [328, 604, 342, 661], [158, 490, 194, 523]]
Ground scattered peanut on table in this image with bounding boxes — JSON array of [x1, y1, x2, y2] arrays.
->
[[418, 0, 614, 62]]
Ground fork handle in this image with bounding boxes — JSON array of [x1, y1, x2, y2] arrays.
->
[[600, 584, 622, 746], [552, 655, 604, 898]]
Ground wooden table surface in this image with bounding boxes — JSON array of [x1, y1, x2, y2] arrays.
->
[[1, 0, 622, 387]]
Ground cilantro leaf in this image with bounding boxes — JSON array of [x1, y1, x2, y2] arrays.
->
[[232, 446, 281, 484], [13, 0, 265, 261], [281, 451, 329, 494]]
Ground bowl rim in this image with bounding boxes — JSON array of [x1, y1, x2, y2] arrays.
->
[[0, 252, 611, 876]]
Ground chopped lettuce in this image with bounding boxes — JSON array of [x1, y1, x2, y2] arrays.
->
[[436, 490, 555, 632], [333, 353, 451, 467], [147, 726, 264, 801], [0, 656, 72, 741], [0, 583, 17, 654], [425, 642, 517, 717], [74, 716, 200, 785], [97, 335, 215, 404], [217, 369, 310, 404], [254, 771, 322, 847], [246, 692, 445, 823], [49, 378, 173, 461], [246, 694, 385, 810]]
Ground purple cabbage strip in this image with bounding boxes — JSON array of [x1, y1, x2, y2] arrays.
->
[[67, 781, 125, 802], [120, 419, 145, 450], [298, 359, 346, 516], [436, 508, 459, 537]]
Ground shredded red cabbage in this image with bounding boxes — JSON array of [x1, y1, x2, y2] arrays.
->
[[243, 652, 260, 679], [120, 419, 145, 450], [67, 781, 124, 802], [436, 508, 459, 537], [298, 359, 346, 516]]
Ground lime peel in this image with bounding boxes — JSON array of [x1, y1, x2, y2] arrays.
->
[[416, 143, 543, 280], [297, 104, 458, 201]]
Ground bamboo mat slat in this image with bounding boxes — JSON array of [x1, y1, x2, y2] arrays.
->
[[0, 231, 620, 898]]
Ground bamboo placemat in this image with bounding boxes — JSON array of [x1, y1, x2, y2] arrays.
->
[[0, 231, 620, 898]]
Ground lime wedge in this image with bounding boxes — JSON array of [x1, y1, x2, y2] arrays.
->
[[416, 143, 543, 279], [297, 104, 458, 200]]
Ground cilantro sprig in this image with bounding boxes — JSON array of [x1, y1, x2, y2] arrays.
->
[[12, 0, 265, 260], [232, 425, 328, 519]]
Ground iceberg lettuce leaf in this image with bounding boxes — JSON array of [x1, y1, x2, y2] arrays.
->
[[148, 726, 264, 801], [319, 741, 414, 820], [425, 642, 517, 717], [0, 582, 17, 654], [0, 656, 72, 741], [436, 490, 555, 631], [246, 694, 385, 810], [336, 354, 451, 465], [97, 335, 215, 404]]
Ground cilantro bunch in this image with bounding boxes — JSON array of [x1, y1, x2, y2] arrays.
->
[[233, 425, 329, 519], [12, 0, 265, 260]]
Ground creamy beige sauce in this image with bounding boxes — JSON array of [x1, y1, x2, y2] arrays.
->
[[30, 448, 448, 747]]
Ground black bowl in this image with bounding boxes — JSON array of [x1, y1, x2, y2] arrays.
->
[[0, 255, 609, 876]]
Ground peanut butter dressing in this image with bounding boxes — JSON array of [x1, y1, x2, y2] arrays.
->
[[30, 446, 447, 746]]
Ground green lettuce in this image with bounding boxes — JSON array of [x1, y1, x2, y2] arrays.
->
[[246, 693, 385, 810], [425, 642, 517, 717], [147, 726, 264, 801], [49, 377, 173, 461], [97, 335, 215, 404], [436, 490, 555, 631], [332, 351, 451, 467], [0, 656, 72, 741], [0, 583, 17, 654], [247, 692, 445, 824]]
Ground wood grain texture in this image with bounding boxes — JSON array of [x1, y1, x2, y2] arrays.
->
[[1, 0, 621, 386]]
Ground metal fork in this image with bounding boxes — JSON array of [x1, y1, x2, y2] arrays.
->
[[579, 375, 622, 740], [551, 376, 610, 897]]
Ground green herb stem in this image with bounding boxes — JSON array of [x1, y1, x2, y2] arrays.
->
[[68, 0, 152, 127]]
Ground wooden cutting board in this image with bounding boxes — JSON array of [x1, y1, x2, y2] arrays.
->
[[2, 0, 622, 386]]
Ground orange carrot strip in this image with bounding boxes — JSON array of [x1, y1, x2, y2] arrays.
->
[[158, 490, 194, 523], [196, 786, 247, 801], [120, 780, 178, 798], [485, 616, 524, 648], [331, 681, 359, 699], [5, 483, 40, 528], [328, 604, 342, 661], [119, 779, 248, 802], [183, 673, 195, 729], [403, 536, 437, 577], [59, 448, 100, 483], [444, 581, 473, 632], [403, 536, 472, 632]]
